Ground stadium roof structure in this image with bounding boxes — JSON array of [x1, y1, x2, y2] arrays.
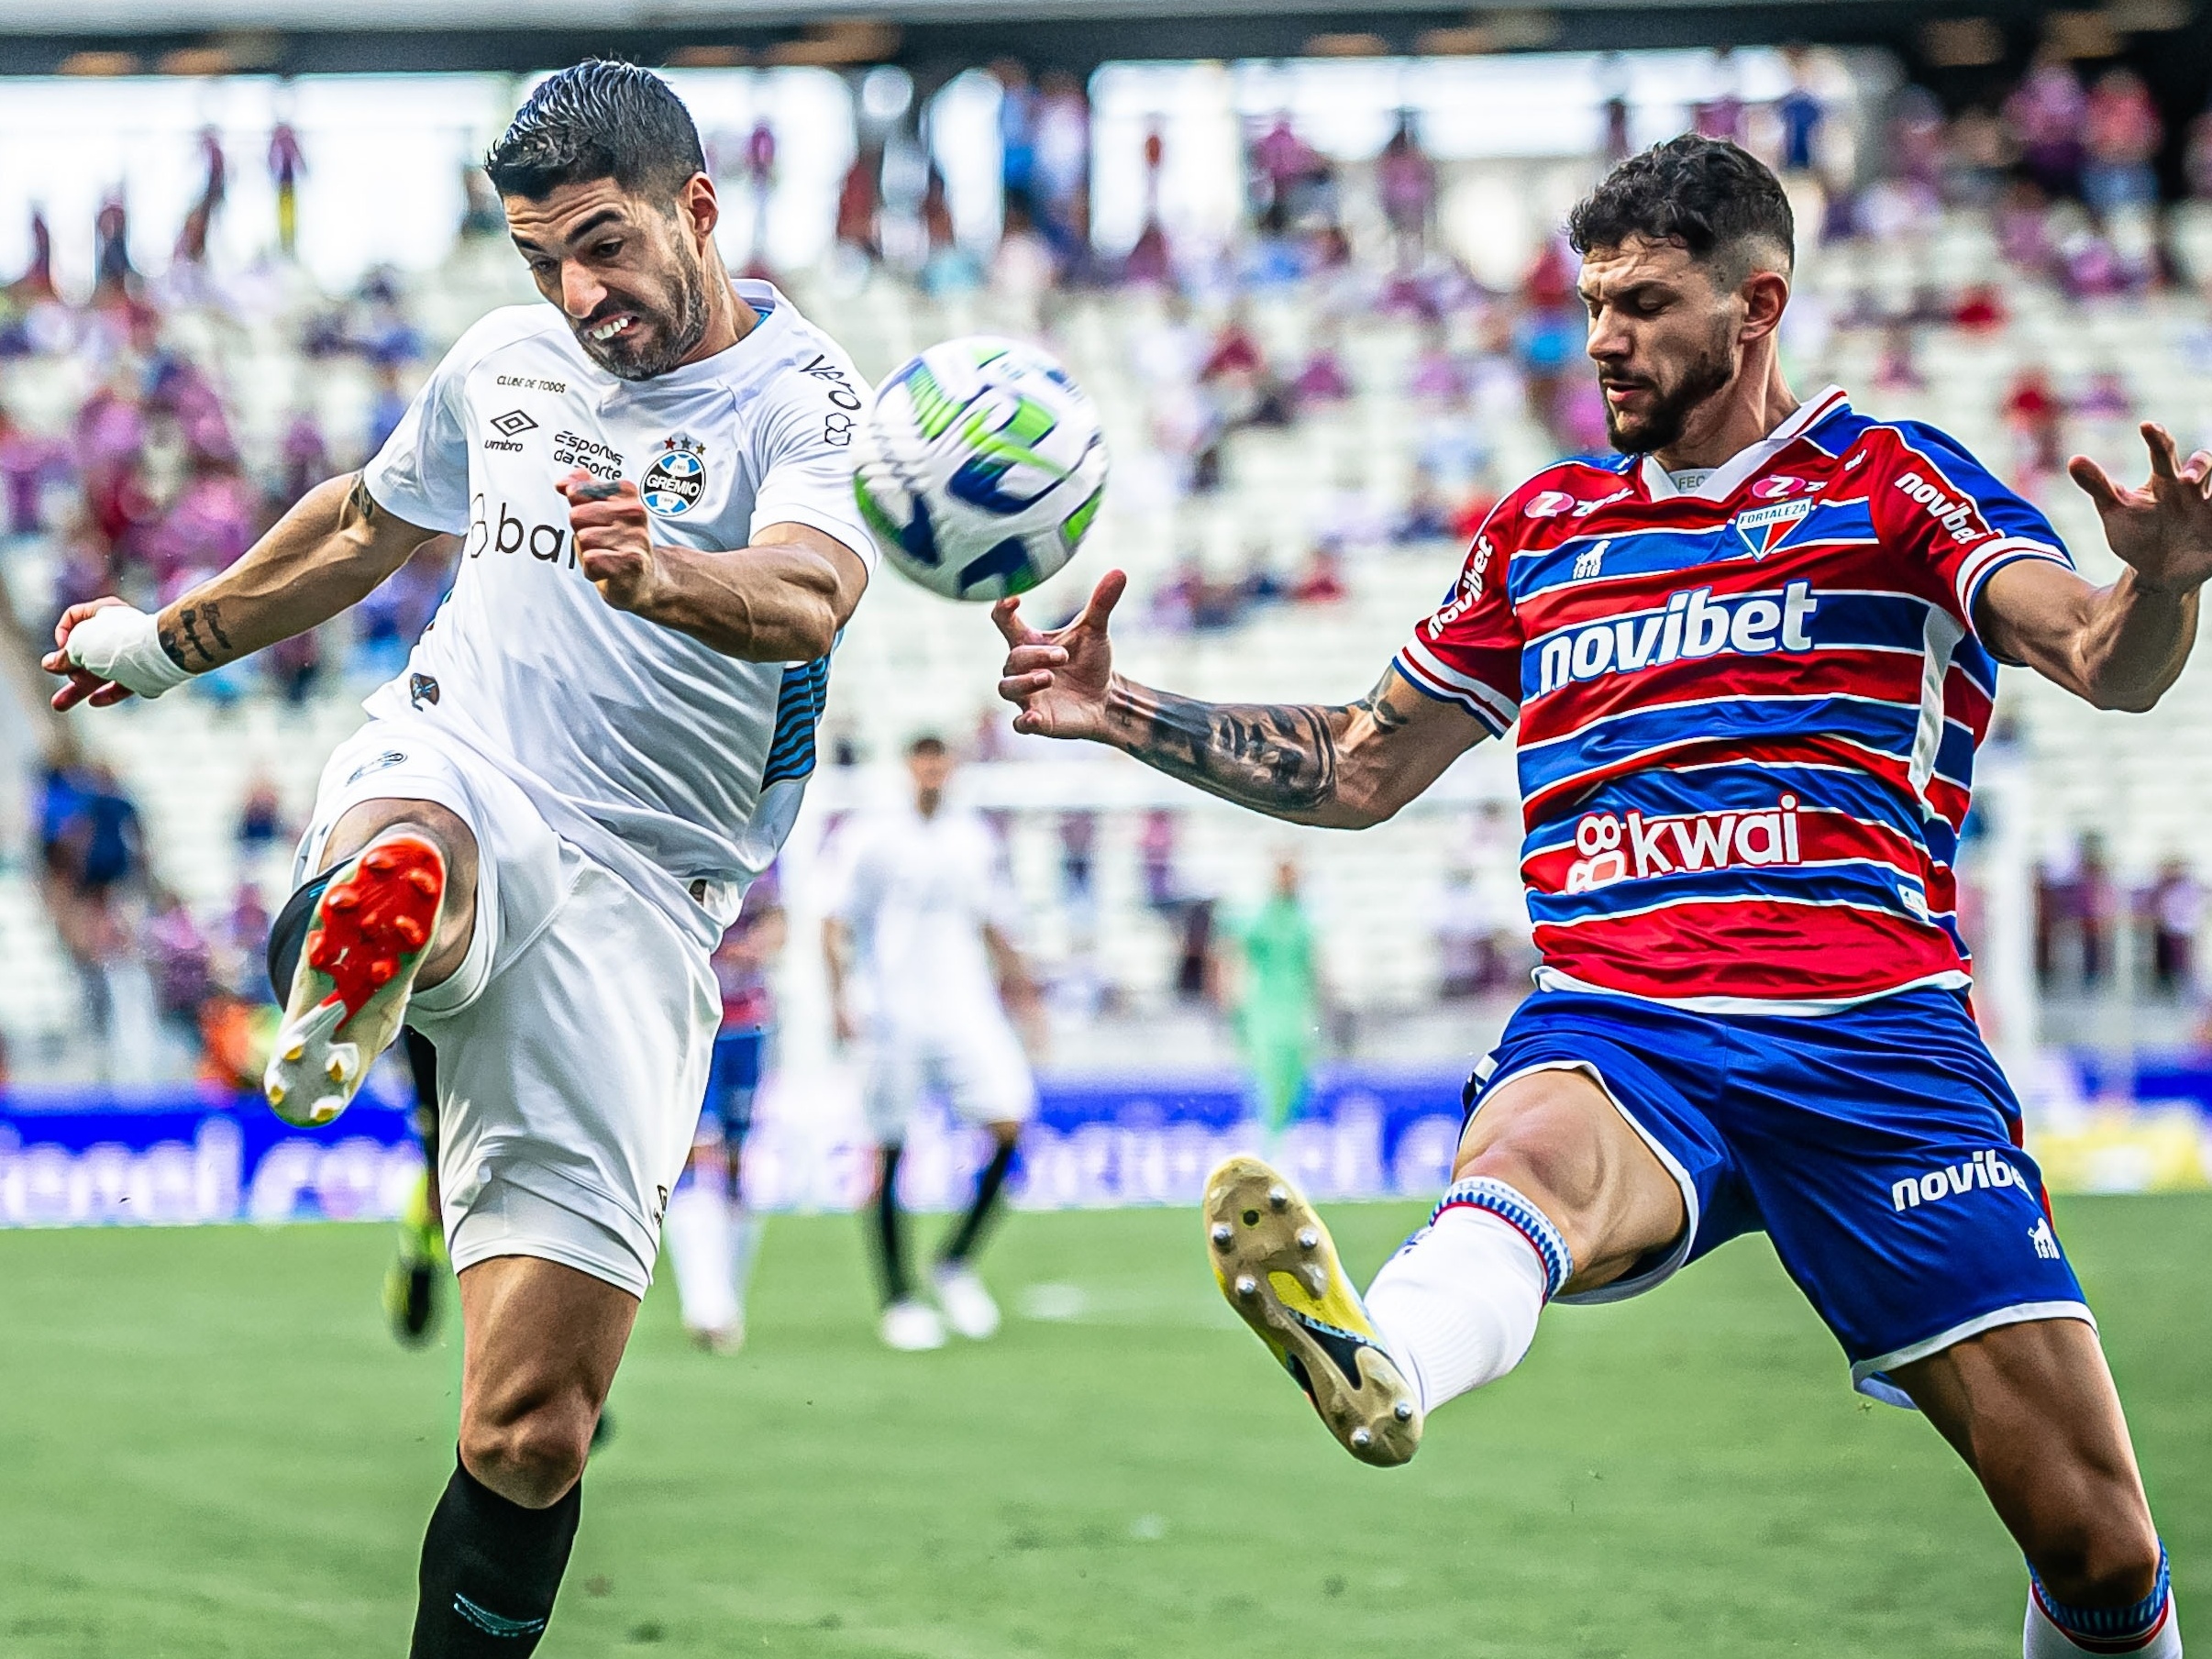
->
[[0, 0, 2188, 78]]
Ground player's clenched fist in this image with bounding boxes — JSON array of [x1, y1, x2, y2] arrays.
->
[[992, 568, 1127, 741], [559, 470, 662, 614]]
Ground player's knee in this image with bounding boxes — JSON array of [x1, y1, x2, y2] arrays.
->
[[460, 1401, 593, 1510], [2026, 1510, 2162, 1609]]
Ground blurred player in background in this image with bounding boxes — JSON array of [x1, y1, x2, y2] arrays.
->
[[823, 735, 1039, 1352], [385, 1027, 447, 1343], [665, 869, 785, 1351], [998, 135, 2212, 1659], [48, 61, 874, 1657], [1228, 856, 1322, 1139]]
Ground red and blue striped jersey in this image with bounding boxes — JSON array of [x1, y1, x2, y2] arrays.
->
[[1394, 387, 2073, 1010]]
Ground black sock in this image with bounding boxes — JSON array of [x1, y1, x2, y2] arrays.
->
[[410, 1456, 581, 1658], [942, 1139, 1019, 1266], [874, 1145, 911, 1304]]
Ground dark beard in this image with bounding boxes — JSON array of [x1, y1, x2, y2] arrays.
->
[[1602, 330, 1736, 455], [579, 250, 712, 382]]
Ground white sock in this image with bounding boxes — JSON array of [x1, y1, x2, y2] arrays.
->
[[2027, 1550, 2181, 1656], [665, 1181, 737, 1335], [1362, 1176, 1571, 1414], [728, 1205, 763, 1317]]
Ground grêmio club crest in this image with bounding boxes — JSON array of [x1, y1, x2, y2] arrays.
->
[[641, 435, 707, 519]]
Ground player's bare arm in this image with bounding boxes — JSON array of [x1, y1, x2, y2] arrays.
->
[[558, 471, 866, 660], [822, 915, 858, 1045], [43, 470, 438, 711], [992, 569, 1488, 826], [1975, 421, 2211, 712]]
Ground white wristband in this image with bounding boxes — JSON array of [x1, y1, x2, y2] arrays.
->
[[64, 605, 194, 699]]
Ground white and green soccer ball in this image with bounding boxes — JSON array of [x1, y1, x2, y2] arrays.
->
[[854, 337, 1109, 603]]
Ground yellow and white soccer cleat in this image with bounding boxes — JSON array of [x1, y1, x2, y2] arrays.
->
[[1204, 1155, 1423, 1467], [264, 834, 446, 1129]]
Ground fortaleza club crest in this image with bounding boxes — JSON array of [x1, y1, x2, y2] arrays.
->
[[641, 435, 707, 519], [1732, 496, 1815, 559]]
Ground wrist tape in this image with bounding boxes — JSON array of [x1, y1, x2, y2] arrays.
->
[[65, 605, 194, 699]]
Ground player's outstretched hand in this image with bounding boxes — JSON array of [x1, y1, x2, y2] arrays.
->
[[2068, 422, 2212, 596], [559, 471, 661, 614], [43, 597, 137, 711], [992, 569, 1126, 741]]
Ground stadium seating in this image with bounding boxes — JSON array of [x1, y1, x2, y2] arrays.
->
[[6, 202, 2212, 1072]]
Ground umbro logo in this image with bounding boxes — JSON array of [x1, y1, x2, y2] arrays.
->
[[490, 409, 538, 437]]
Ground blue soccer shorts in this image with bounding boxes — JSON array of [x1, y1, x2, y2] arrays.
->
[[699, 1028, 767, 1145], [1462, 986, 2092, 1407]]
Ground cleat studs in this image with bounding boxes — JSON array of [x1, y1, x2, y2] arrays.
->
[[282, 1043, 304, 1062], [266, 1083, 285, 1106], [1394, 1400, 1415, 1422], [1297, 1228, 1319, 1251], [1267, 1187, 1289, 1211], [364, 851, 397, 875], [1242, 1209, 1259, 1226], [326, 1057, 348, 1083], [1233, 1275, 1258, 1300], [1211, 1223, 1233, 1248], [1349, 1428, 1373, 1451], [406, 868, 438, 894], [329, 889, 359, 912], [393, 917, 426, 947], [370, 957, 398, 986]]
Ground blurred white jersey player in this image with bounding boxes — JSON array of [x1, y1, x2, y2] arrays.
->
[[665, 868, 785, 1353], [824, 735, 1038, 1350]]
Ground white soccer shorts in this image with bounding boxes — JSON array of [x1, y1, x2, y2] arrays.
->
[[298, 715, 718, 1299], [859, 1011, 1037, 1145]]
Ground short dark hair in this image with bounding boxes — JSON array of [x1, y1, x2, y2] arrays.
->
[[485, 60, 706, 202], [908, 735, 948, 758], [1566, 135, 1794, 284]]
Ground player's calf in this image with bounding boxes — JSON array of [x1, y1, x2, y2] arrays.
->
[[412, 1454, 581, 1658]]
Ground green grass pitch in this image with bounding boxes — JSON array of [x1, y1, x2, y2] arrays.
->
[[2, 1197, 2204, 1657]]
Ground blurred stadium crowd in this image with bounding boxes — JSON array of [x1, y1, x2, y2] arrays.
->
[[4, 45, 2212, 1089]]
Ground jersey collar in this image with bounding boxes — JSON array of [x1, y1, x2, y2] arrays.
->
[[594, 278, 792, 394], [1637, 385, 1850, 503]]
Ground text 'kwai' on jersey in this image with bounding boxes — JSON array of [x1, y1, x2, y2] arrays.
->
[[1392, 387, 2073, 1012]]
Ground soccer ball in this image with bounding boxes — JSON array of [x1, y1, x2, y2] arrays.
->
[[853, 337, 1109, 603]]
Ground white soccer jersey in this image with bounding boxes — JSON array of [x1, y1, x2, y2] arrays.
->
[[360, 280, 876, 942], [828, 799, 1023, 1032]]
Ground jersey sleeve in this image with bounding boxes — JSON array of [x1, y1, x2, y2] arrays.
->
[[1391, 506, 1524, 735], [750, 357, 879, 571], [1867, 422, 2074, 644], [361, 334, 477, 535]]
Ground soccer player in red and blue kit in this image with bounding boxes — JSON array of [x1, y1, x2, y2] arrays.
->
[[994, 137, 2210, 1656]]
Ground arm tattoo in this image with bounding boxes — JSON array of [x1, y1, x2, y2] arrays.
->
[[1108, 682, 1338, 813], [157, 625, 188, 671], [340, 471, 382, 527], [1345, 669, 1411, 734], [174, 603, 231, 667]]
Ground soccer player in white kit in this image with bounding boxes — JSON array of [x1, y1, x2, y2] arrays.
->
[[823, 735, 1039, 1350], [45, 63, 875, 1656]]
